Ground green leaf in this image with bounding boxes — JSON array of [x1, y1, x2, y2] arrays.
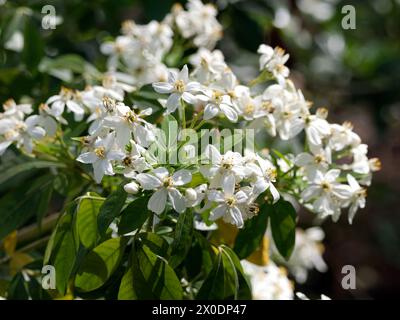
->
[[197, 249, 226, 300], [118, 265, 137, 300], [169, 210, 194, 268], [76, 194, 104, 248], [7, 273, 30, 300], [97, 185, 127, 236], [197, 245, 251, 300], [139, 232, 171, 258], [187, 172, 207, 188], [233, 205, 269, 259], [36, 181, 54, 229], [185, 232, 215, 279], [38, 54, 100, 81], [22, 18, 44, 72], [118, 197, 149, 235], [132, 242, 183, 300], [75, 237, 127, 292], [50, 212, 77, 295], [270, 199, 297, 260], [220, 246, 252, 300], [0, 174, 55, 240], [0, 160, 65, 186]]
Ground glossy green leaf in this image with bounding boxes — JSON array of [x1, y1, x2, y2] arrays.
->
[[118, 197, 149, 235], [233, 205, 269, 259], [118, 265, 137, 300], [220, 245, 252, 299], [196, 250, 226, 300], [169, 210, 194, 268], [50, 212, 77, 295], [76, 194, 104, 248], [0, 160, 65, 186], [270, 199, 297, 260], [131, 241, 183, 300], [75, 237, 126, 292], [97, 185, 127, 236]]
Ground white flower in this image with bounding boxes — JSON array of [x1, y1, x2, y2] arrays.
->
[[77, 133, 125, 183], [189, 48, 226, 83], [304, 114, 330, 147], [136, 167, 192, 214], [0, 115, 46, 154], [197, 88, 238, 122], [173, 0, 222, 49], [104, 104, 154, 148], [200, 145, 250, 188], [328, 122, 361, 151], [284, 227, 328, 283], [257, 45, 290, 85], [152, 65, 202, 113], [350, 144, 370, 175], [247, 155, 280, 203], [207, 175, 249, 228], [122, 140, 150, 178], [37, 103, 58, 136], [295, 145, 332, 178], [262, 84, 306, 140], [241, 260, 294, 300], [46, 87, 85, 121], [185, 184, 208, 208], [1, 99, 32, 120], [301, 169, 352, 221], [345, 174, 366, 224], [296, 292, 331, 300], [4, 31, 24, 52]]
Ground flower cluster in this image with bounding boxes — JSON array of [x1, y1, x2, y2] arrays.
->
[[0, 99, 55, 155], [100, 0, 222, 87], [0, 0, 381, 300]]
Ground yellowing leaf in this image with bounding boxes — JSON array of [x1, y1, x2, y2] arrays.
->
[[246, 236, 270, 266], [210, 221, 238, 247], [3, 231, 17, 256], [9, 252, 33, 276]]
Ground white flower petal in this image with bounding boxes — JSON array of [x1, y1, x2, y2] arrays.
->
[[172, 169, 192, 186], [148, 188, 167, 214], [136, 173, 163, 189], [168, 188, 186, 213]]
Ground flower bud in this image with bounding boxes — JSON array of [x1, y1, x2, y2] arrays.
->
[[185, 188, 197, 201], [124, 182, 139, 194]]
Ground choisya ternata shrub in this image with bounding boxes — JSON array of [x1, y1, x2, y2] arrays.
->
[[0, 0, 380, 300]]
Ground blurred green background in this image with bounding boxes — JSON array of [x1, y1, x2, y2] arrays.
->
[[1, 0, 399, 299]]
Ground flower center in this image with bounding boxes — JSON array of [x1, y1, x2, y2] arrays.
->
[[321, 181, 331, 192], [123, 157, 132, 167], [221, 157, 234, 170], [212, 91, 223, 104], [249, 203, 260, 215], [174, 80, 185, 93], [102, 96, 116, 112], [357, 188, 367, 198], [3, 99, 15, 110], [95, 146, 106, 159], [265, 168, 277, 182], [163, 176, 174, 187], [244, 103, 255, 115], [314, 154, 325, 164], [125, 110, 138, 123], [225, 196, 237, 207], [262, 101, 275, 113], [60, 87, 73, 100]]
